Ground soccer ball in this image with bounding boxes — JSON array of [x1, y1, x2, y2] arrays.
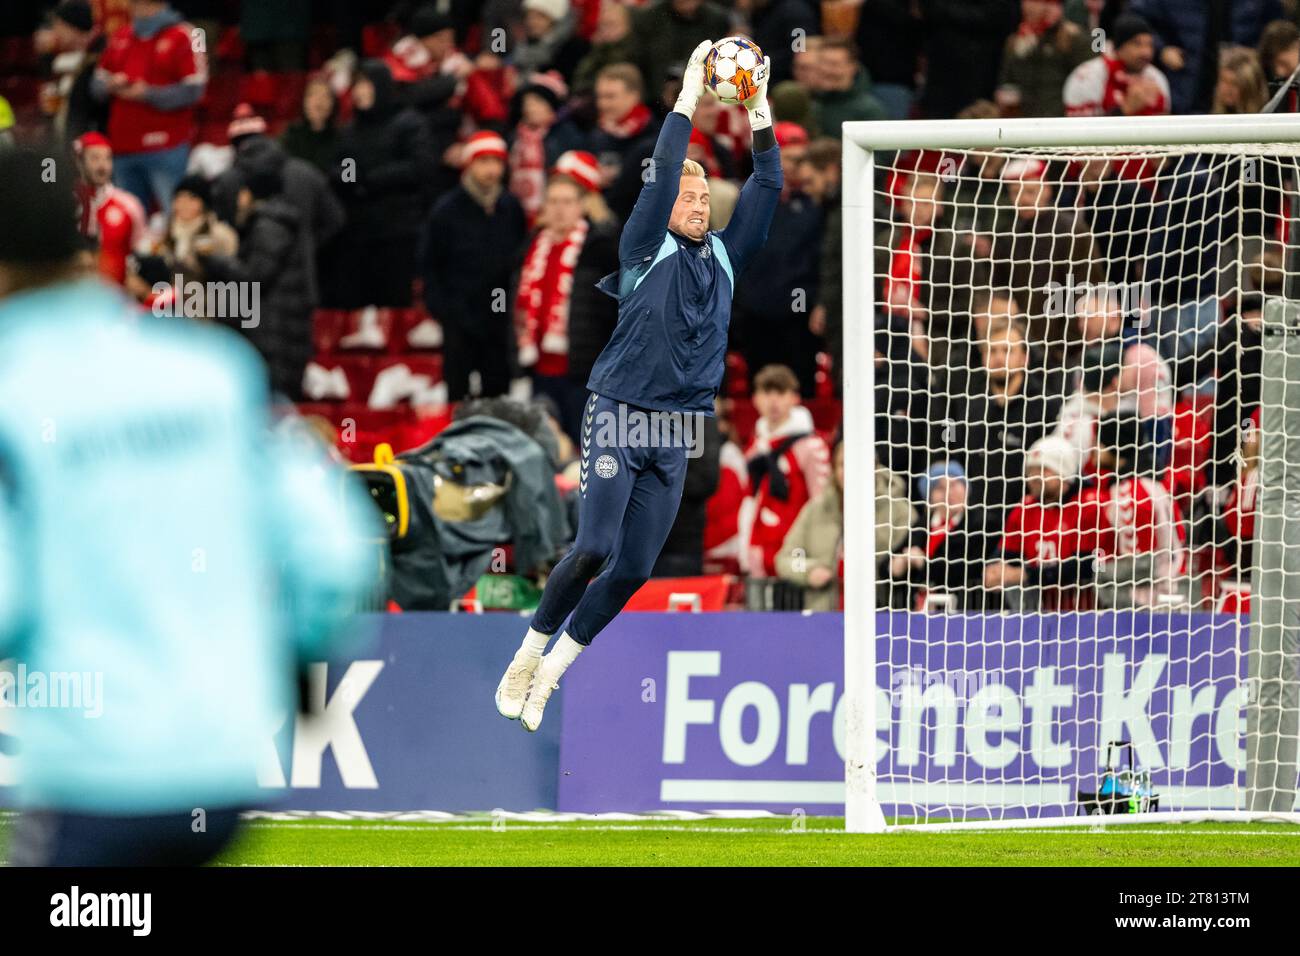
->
[[703, 36, 765, 105]]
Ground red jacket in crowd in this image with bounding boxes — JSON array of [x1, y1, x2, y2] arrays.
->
[[1077, 473, 1187, 601], [98, 14, 206, 153], [1001, 491, 1088, 570], [739, 406, 831, 577], [75, 181, 147, 283], [1063, 54, 1171, 118]]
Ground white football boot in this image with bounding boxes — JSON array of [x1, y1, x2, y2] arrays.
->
[[495, 652, 541, 720], [520, 662, 562, 732]]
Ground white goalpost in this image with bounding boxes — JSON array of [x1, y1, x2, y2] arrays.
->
[[842, 112, 1300, 832]]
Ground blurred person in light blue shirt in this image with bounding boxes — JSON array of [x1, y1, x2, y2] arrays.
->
[[0, 147, 383, 866]]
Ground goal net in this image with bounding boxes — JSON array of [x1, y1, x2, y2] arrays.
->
[[839, 114, 1300, 831]]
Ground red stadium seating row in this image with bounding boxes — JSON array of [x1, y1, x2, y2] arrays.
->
[[622, 574, 737, 611], [312, 306, 444, 357], [303, 352, 445, 405], [296, 401, 453, 462]]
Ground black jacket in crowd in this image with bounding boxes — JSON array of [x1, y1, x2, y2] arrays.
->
[[917, 0, 1020, 117], [856, 0, 922, 90], [564, 217, 623, 386], [213, 134, 345, 306], [61, 33, 110, 144], [749, 0, 820, 85], [279, 117, 339, 176], [731, 190, 826, 393], [201, 197, 312, 399], [332, 59, 435, 245], [418, 182, 528, 334]]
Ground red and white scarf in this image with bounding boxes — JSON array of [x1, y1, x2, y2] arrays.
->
[[599, 101, 652, 140], [885, 225, 931, 317], [517, 218, 589, 376], [509, 122, 548, 227]]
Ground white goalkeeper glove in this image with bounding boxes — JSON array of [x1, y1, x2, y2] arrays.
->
[[742, 55, 772, 132], [674, 38, 713, 121]]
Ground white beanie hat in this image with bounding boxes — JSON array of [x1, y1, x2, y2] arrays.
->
[[522, 0, 570, 22], [1027, 435, 1080, 481]]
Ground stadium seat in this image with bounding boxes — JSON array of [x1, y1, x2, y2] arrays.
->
[[396, 407, 454, 452], [292, 401, 409, 462], [336, 306, 395, 351], [311, 308, 348, 355], [334, 403, 412, 463], [1217, 580, 1251, 615], [309, 354, 379, 403], [623, 575, 733, 612], [393, 306, 443, 353], [365, 355, 446, 409]]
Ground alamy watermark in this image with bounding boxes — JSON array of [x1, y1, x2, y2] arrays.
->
[[587, 402, 706, 459], [889, 666, 1003, 709], [1043, 274, 1155, 325], [0, 663, 103, 718], [151, 275, 260, 328]]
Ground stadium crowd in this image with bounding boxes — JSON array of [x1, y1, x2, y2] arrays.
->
[[0, 0, 1294, 612]]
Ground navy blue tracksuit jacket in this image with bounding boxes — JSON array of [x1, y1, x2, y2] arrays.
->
[[587, 110, 783, 415]]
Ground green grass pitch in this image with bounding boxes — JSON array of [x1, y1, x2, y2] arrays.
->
[[4, 814, 1298, 866]]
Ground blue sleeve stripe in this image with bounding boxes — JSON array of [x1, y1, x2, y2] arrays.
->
[[710, 235, 734, 292], [630, 233, 679, 294]]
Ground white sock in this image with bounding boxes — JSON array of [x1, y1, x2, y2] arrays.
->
[[541, 632, 585, 678], [519, 627, 551, 657]]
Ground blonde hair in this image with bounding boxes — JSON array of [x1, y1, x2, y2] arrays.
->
[[1215, 46, 1269, 114], [681, 158, 707, 179]]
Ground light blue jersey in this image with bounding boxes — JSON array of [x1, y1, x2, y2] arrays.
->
[[0, 279, 381, 813]]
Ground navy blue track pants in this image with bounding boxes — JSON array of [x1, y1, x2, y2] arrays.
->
[[531, 392, 690, 645]]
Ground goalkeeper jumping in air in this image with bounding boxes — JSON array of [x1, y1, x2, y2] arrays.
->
[[496, 38, 782, 731]]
